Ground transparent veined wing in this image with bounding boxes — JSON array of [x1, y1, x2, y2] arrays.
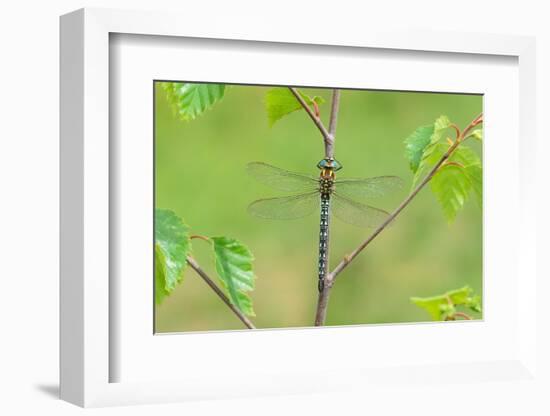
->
[[247, 162, 318, 193], [247, 192, 319, 220], [331, 192, 390, 228], [334, 176, 403, 201]]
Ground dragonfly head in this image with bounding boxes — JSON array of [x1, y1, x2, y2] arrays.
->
[[317, 158, 342, 175]]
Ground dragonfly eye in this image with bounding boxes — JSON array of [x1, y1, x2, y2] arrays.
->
[[317, 158, 343, 171]]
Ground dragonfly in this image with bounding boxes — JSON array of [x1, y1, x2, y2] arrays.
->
[[247, 158, 402, 292]]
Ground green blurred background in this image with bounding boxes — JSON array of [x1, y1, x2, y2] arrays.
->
[[154, 83, 482, 333]]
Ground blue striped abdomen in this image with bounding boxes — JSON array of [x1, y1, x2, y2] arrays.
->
[[318, 193, 330, 292]]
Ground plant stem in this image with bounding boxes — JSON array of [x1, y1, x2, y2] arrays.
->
[[190, 234, 211, 242], [186, 256, 256, 329], [327, 113, 483, 287], [292, 88, 344, 325], [454, 312, 473, 320], [326, 89, 341, 158], [315, 285, 332, 326], [289, 87, 334, 150]]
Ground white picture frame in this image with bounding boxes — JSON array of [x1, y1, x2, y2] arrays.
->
[[60, 7, 539, 408]]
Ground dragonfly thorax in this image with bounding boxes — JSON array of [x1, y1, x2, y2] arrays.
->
[[319, 176, 335, 195]]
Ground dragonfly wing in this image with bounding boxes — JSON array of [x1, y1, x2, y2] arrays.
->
[[335, 176, 403, 200], [331, 193, 390, 228], [248, 192, 319, 220], [247, 162, 318, 192]]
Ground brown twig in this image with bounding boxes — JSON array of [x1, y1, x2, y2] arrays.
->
[[454, 312, 473, 320], [186, 256, 256, 329], [289, 87, 333, 150], [327, 113, 483, 287], [326, 89, 340, 158]]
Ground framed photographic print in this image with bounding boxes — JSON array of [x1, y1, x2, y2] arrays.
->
[[60, 8, 540, 409]]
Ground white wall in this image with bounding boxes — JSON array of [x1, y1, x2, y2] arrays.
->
[[1, 0, 548, 414]]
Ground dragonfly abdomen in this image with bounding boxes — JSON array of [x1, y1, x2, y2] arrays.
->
[[318, 192, 331, 292]]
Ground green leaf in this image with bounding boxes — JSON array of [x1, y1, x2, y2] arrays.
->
[[434, 115, 451, 131], [404, 124, 434, 173], [155, 244, 170, 304], [430, 164, 472, 223], [265, 87, 325, 127], [211, 237, 256, 316], [411, 286, 481, 321], [408, 115, 451, 188], [155, 209, 191, 304], [410, 141, 482, 221], [446, 286, 474, 304], [449, 147, 482, 206], [410, 296, 446, 321], [161, 82, 226, 121], [451, 146, 481, 167], [465, 295, 482, 312], [438, 303, 456, 321], [411, 144, 444, 190], [467, 129, 483, 141], [465, 163, 482, 208]]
